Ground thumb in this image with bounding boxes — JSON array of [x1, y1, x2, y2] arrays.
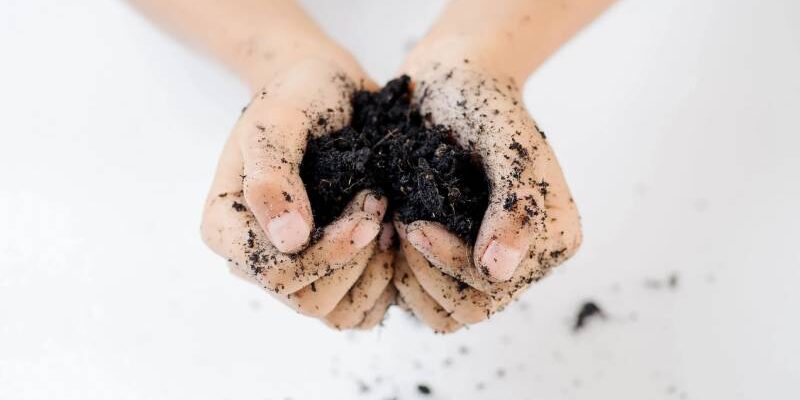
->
[[238, 101, 315, 254], [473, 130, 548, 282]]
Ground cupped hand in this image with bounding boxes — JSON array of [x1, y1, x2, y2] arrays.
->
[[201, 58, 394, 326], [392, 54, 582, 331]]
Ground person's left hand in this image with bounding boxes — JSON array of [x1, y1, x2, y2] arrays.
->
[[390, 51, 583, 331]]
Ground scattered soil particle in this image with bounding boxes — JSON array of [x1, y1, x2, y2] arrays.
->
[[246, 230, 255, 248], [356, 380, 370, 394], [503, 192, 518, 211], [231, 201, 247, 212], [417, 384, 432, 395], [645, 272, 680, 290], [509, 139, 529, 158], [574, 301, 605, 331], [549, 248, 566, 259], [644, 279, 663, 289], [301, 76, 489, 240], [668, 272, 679, 289]]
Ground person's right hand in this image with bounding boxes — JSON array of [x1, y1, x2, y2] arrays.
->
[[200, 58, 395, 325]]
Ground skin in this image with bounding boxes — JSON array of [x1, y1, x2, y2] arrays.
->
[[132, 0, 395, 326], [394, 254, 463, 334], [397, 0, 616, 329], [132, 0, 615, 332], [324, 249, 394, 329]]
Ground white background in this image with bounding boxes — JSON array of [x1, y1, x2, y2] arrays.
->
[[1, 0, 799, 399]]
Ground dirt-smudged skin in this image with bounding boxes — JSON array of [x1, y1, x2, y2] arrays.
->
[[203, 68, 582, 333], [300, 75, 490, 242], [384, 60, 584, 328], [294, 69, 581, 331], [202, 65, 580, 333], [200, 60, 393, 326], [164, 0, 603, 333], [412, 64, 550, 250]]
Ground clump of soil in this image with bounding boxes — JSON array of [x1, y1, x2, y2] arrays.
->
[[301, 75, 489, 240], [573, 301, 606, 331], [417, 383, 432, 395]]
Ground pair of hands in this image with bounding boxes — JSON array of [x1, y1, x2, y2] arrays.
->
[[200, 48, 582, 333]]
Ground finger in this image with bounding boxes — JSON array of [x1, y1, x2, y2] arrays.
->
[[296, 190, 385, 271], [276, 244, 374, 317], [475, 146, 582, 301], [400, 221, 552, 306], [392, 253, 462, 334], [238, 100, 315, 254], [378, 222, 396, 251], [350, 190, 389, 235], [395, 289, 411, 311], [398, 229, 495, 325], [203, 131, 384, 294], [539, 147, 583, 264], [227, 260, 259, 286], [325, 249, 394, 329], [201, 131, 247, 259], [259, 210, 380, 294], [205, 191, 382, 295], [237, 66, 361, 254], [400, 220, 493, 293], [355, 284, 396, 330], [472, 119, 550, 282]]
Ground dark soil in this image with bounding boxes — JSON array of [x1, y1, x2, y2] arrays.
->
[[300, 75, 489, 240], [417, 384, 432, 395], [573, 301, 605, 331]]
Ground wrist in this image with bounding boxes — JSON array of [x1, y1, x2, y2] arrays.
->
[[237, 35, 365, 93], [403, 35, 530, 85]]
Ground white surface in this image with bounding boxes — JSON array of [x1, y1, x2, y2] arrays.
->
[[1, 0, 799, 399]]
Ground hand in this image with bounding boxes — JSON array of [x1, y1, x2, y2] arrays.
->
[[140, 0, 607, 332], [201, 58, 394, 325], [391, 49, 582, 331]]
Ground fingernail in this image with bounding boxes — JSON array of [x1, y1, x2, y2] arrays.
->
[[363, 194, 385, 220], [407, 228, 433, 253], [351, 218, 380, 248], [266, 210, 310, 253], [378, 222, 395, 250], [481, 240, 524, 281]]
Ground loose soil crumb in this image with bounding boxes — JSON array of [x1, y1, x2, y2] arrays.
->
[[301, 76, 489, 240], [668, 272, 679, 289], [645, 272, 680, 290], [356, 380, 370, 394], [231, 201, 247, 212], [417, 384, 432, 395], [574, 301, 605, 331]]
